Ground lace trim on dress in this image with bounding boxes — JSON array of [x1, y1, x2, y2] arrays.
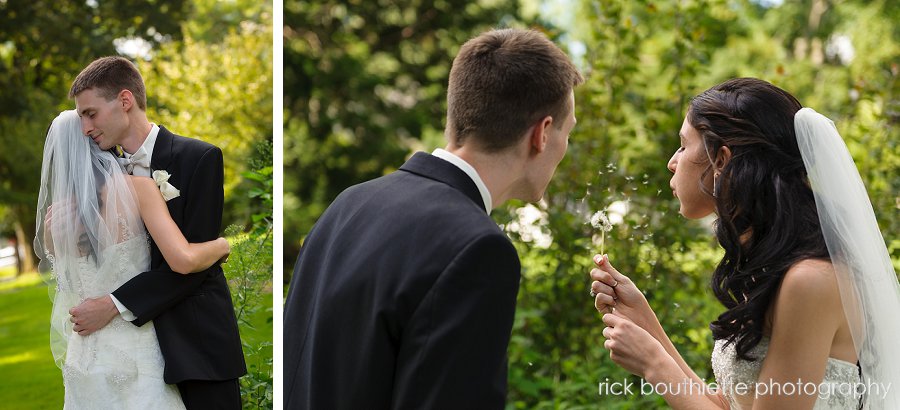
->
[[711, 337, 862, 409]]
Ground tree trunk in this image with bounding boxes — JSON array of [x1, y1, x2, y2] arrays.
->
[[13, 217, 34, 275], [13, 235, 23, 275]]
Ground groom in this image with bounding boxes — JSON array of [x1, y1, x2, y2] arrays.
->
[[283, 28, 583, 408], [66, 56, 246, 408]]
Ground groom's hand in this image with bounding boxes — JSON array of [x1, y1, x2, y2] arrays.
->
[[70, 295, 119, 336]]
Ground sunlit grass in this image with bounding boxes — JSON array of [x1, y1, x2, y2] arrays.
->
[[0, 271, 272, 408], [0, 281, 63, 408], [0, 269, 45, 293]]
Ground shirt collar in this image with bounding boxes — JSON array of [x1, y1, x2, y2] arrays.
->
[[432, 148, 492, 214], [123, 124, 159, 159]]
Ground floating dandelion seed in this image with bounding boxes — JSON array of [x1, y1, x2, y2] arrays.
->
[[590, 210, 613, 255]]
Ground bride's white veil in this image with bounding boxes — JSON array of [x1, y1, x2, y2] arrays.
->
[[795, 107, 900, 408], [33, 110, 146, 368]]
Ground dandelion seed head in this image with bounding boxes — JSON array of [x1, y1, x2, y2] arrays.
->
[[590, 211, 613, 232]]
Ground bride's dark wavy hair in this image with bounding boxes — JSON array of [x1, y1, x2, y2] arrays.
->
[[688, 78, 830, 361]]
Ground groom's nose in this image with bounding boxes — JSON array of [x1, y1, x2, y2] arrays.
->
[[81, 117, 94, 137]]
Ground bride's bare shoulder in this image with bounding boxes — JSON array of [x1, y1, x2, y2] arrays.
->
[[785, 258, 836, 282], [126, 175, 156, 191], [777, 258, 840, 307]]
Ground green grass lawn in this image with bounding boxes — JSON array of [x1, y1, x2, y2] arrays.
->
[[0, 273, 63, 409], [0, 268, 272, 409]]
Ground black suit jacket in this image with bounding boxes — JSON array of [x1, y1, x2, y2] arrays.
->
[[284, 152, 522, 409], [112, 126, 246, 383]]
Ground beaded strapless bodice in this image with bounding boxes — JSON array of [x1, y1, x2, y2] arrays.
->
[[711, 338, 861, 409]]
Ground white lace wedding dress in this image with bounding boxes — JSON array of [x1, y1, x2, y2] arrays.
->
[[57, 236, 185, 410], [712, 337, 862, 409]]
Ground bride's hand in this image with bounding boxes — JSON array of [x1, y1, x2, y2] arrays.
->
[[44, 200, 77, 233], [217, 237, 230, 264], [602, 311, 671, 379], [590, 254, 655, 331]]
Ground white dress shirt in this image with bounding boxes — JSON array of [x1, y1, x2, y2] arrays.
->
[[119, 124, 160, 177], [432, 149, 492, 214]]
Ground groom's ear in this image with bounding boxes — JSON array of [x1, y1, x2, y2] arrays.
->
[[118, 89, 136, 112], [529, 115, 553, 154]]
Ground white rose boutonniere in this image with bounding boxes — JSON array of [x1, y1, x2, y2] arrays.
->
[[152, 170, 181, 201]]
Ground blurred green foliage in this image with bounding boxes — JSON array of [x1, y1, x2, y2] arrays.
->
[[286, 0, 898, 407]]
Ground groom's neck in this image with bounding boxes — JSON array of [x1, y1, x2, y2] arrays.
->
[[120, 113, 153, 154], [446, 143, 524, 210]]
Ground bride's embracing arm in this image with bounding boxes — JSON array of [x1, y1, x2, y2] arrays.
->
[[130, 176, 230, 274]]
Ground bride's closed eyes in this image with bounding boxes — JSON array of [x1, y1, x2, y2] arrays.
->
[[675, 133, 688, 153]]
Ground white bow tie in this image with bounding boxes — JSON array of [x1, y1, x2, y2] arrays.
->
[[117, 146, 151, 176]]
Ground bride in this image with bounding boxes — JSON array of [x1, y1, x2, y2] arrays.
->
[[34, 110, 231, 408], [589, 78, 900, 409]]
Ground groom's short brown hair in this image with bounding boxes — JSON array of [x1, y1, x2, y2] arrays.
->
[[69, 56, 147, 111], [447, 28, 583, 152]]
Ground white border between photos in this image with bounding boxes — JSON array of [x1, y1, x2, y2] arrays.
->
[[273, 0, 284, 406]]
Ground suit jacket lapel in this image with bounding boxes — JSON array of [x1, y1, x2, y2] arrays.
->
[[151, 126, 175, 171], [399, 152, 485, 212]]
